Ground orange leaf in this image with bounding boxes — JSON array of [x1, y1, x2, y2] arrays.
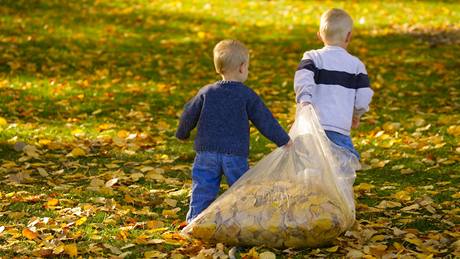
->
[[47, 198, 59, 206], [22, 228, 38, 240]]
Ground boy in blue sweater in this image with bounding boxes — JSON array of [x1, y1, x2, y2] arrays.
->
[[294, 8, 373, 158], [176, 40, 291, 222]]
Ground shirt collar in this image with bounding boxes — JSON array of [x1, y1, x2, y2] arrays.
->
[[323, 45, 347, 51], [216, 80, 244, 85]]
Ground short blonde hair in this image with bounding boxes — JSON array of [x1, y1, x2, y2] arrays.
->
[[319, 8, 353, 45], [213, 40, 249, 74]]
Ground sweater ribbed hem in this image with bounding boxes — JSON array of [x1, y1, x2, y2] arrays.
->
[[194, 145, 248, 158]]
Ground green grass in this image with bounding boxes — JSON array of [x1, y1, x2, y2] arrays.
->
[[0, 0, 459, 257]]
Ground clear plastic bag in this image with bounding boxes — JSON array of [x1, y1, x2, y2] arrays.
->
[[181, 105, 360, 248]]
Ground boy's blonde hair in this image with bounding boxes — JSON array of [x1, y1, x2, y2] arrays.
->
[[319, 8, 353, 45], [213, 40, 249, 74]]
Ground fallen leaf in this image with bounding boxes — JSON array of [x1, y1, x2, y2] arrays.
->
[[105, 178, 118, 187], [46, 198, 59, 206], [22, 228, 38, 240], [64, 243, 78, 257], [0, 117, 7, 127], [376, 200, 401, 209], [76, 216, 87, 226], [144, 250, 167, 258], [23, 145, 40, 159], [401, 203, 420, 211], [164, 198, 177, 207], [67, 147, 86, 157], [259, 251, 276, 259]]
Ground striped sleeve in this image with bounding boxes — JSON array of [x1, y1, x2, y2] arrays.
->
[[294, 54, 316, 104], [354, 61, 373, 116]]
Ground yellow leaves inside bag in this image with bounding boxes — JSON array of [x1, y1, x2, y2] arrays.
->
[[185, 181, 349, 248]]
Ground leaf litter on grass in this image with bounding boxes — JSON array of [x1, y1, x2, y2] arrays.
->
[[0, 0, 459, 257]]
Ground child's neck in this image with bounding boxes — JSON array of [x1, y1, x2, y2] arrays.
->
[[221, 74, 243, 82], [325, 42, 348, 49]]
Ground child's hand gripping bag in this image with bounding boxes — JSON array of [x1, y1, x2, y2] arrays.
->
[[181, 105, 360, 248]]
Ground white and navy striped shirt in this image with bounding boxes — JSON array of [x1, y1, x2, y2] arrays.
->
[[294, 45, 374, 136]]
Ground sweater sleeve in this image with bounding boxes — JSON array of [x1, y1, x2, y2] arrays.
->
[[247, 92, 290, 147], [176, 92, 204, 140], [354, 62, 374, 117], [294, 52, 316, 104]]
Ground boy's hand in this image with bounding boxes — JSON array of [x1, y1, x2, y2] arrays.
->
[[352, 116, 360, 129], [283, 139, 293, 149]]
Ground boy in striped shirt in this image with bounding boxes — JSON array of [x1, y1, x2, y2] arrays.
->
[[294, 8, 374, 159]]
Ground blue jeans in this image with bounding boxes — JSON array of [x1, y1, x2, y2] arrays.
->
[[325, 130, 360, 159], [186, 151, 249, 222]]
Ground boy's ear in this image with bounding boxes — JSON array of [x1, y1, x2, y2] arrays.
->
[[239, 62, 245, 73], [316, 31, 322, 42], [345, 31, 352, 43]]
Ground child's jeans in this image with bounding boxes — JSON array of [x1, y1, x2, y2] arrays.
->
[[325, 130, 360, 159], [186, 151, 249, 223]]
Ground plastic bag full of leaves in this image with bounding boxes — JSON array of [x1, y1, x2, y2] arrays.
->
[[181, 105, 360, 248]]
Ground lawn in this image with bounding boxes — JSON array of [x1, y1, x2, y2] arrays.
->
[[0, 0, 459, 257]]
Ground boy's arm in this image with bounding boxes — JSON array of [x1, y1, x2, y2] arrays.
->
[[175, 93, 204, 140], [247, 93, 290, 147], [294, 55, 317, 105], [354, 62, 374, 118]]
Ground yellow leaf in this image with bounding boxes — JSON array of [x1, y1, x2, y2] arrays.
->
[[163, 198, 177, 207], [393, 242, 404, 251], [147, 220, 165, 229], [447, 125, 460, 136], [144, 250, 167, 258], [117, 130, 129, 138], [0, 117, 7, 127], [241, 247, 259, 259], [22, 228, 38, 239], [23, 145, 40, 159], [393, 190, 411, 201], [64, 243, 78, 257], [67, 147, 86, 157], [97, 123, 115, 131], [76, 216, 87, 226], [370, 234, 386, 242], [376, 200, 401, 209], [354, 183, 375, 192], [325, 246, 339, 252], [259, 251, 276, 259], [404, 237, 424, 247], [71, 128, 85, 137], [105, 178, 118, 187], [162, 208, 180, 218], [382, 122, 401, 132], [117, 230, 129, 240], [47, 198, 59, 206], [401, 204, 420, 211], [53, 244, 65, 254], [451, 192, 460, 199]]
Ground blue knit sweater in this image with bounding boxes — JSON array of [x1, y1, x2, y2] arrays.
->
[[176, 81, 290, 157]]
